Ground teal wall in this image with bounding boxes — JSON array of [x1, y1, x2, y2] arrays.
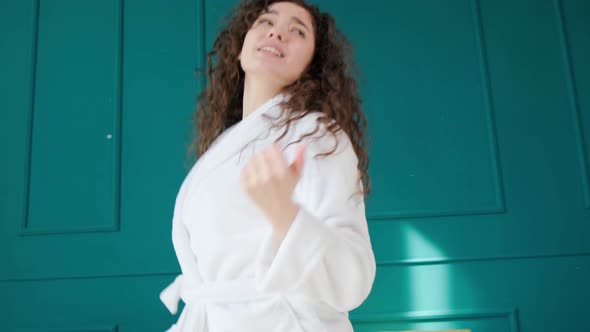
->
[[1, 0, 588, 331]]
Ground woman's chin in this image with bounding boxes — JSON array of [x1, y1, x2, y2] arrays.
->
[[245, 68, 291, 85]]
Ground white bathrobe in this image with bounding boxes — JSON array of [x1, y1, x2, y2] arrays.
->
[[159, 93, 376, 332]]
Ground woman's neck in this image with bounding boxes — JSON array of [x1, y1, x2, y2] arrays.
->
[[242, 75, 283, 120]]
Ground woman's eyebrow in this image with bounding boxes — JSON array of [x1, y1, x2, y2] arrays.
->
[[265, 9, 311, 32]]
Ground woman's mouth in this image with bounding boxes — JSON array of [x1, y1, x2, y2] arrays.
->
[[258, 46, 284, 58]]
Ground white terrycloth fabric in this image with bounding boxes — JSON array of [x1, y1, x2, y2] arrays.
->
[[160, 93, 376, 331]]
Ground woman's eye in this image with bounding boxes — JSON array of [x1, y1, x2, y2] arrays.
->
[[293, 28, 305, 37], [259, 18, 272, 26]]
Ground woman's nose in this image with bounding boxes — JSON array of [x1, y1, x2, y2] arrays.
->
[[268, 32, 283, 41], [267, 26, 285, 41]]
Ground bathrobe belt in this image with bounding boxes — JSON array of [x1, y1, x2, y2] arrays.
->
[[159, 274, 307, 332]]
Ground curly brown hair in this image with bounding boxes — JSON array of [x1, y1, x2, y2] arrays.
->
[[187, 0, 371, 197]]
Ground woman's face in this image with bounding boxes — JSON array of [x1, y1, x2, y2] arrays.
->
[[240, 1, 315, 88]]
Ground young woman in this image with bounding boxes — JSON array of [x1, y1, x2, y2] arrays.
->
[[159, 1, 376, 331]]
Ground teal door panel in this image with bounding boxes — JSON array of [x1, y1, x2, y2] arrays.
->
[[1, 0, 588, 331], [0, 0, 201, 329]]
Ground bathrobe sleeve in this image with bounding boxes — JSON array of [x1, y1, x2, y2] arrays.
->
[[160, 174, 204, 314], [171, 195, 203, 284], [254, 129, 376, 312]]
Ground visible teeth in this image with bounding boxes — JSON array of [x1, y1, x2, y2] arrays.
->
[[260, 46, 283, 57]]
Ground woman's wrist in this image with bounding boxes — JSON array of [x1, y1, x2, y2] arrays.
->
[[271, 202, 300, 240]]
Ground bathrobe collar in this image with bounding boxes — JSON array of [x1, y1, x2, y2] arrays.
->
[[196, 92, 289, 177]]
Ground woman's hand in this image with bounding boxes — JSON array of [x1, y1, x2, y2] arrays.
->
[[240, 143, 307, 239]]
